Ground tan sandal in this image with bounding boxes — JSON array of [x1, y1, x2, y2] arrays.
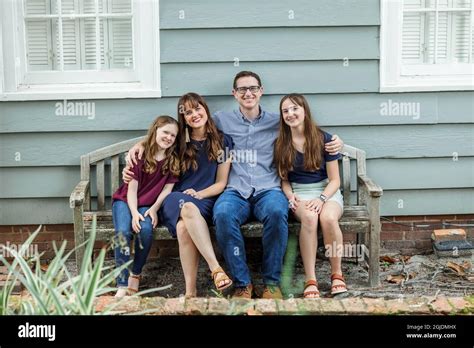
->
[[330, 273, 347, 295], [303, 279, 320, 298], [211, 267, 233, 291], [127, 273, 141, 294]]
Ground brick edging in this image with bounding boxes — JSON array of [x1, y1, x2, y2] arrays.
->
[[86, 295, 472, 315]]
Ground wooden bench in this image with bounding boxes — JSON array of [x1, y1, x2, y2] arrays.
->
[[70, 137, 383, 287]]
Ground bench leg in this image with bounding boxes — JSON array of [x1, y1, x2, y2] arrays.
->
[[73, 205, 85, 274], [368, 198, 381, 287]]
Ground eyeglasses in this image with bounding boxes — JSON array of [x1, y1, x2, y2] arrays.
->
[[235, 86, 261, 95]]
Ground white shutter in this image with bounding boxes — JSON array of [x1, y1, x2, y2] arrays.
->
[[108, 0, 133, 69], [82, 0, 107, 69], [25, 0, 53, 71], [452, 11, 471, 63], [425, 10, 449, 63], [51, 0, 81, 70], [402, 12, 425, 63]]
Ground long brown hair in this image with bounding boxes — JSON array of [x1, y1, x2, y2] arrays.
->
[[142, 115, 180, 177], [274, 94, 324, 180], [177, 93, 223, 172]]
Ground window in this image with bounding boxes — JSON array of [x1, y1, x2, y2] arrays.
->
[[380, 0, 474, 92], [0, 0, 161, 100]]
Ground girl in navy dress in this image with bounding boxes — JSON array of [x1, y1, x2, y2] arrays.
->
[[274, 94, 347, 298], [112, 115, 180, 298], [159, 93, 234, 297], [124, 93, 234, 297]]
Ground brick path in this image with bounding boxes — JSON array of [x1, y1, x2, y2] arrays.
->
[[90, 295, 474, 315]]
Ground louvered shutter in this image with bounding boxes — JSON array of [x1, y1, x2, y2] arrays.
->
[[51, 0, 81, 70], [108, 0, 133, 69], [25, 0, 53, 71], [82, 0, 108, 69]]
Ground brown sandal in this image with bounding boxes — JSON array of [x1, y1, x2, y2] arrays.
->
[[303, 279, 320, 298], [330, 273, 347, 295], [211, 267, 233, 291], [127, 273, 141, 294]]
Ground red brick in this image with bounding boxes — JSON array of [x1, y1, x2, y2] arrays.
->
[[394, 215, 426, 222], [423, 214, 456, 221], [432, 229, 466, 241], [381, 222, 406, 231], [12, 225, 46, 233], [343, 233, 356, 243], [381, 231, 404, 241], [0, 226, 13, 233], [0, 233, 25, 243], [380, 216, 395, 221], [456, 214, 474, 220], [405, 230, 433, 240], [45, 224, 74, 232], [62, 231, 75, 240], [382, 240, 415, 250], [415, 240, 433, 250], [28, 231, 63, 242]]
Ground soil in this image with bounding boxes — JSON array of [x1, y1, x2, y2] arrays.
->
[[66, 238, 474, 299]]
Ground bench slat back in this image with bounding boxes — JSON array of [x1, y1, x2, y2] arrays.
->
[[80, 140, 366, 212]]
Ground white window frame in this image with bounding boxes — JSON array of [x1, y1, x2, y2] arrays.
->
[[0, 0, 161, 101], [380, 0, 474, 92]]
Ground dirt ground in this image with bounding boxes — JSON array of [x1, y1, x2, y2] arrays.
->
[[76, 238, 474, 299]]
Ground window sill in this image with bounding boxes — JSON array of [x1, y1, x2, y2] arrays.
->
[[0, 83, 162, 101]]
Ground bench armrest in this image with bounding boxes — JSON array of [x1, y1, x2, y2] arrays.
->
[[357, 175, 383, 198], [70, 180, 90, 208]]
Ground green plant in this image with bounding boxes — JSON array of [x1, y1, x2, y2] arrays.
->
[[0, 217, 170, 315]]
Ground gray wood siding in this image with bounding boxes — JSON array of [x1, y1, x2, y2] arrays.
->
[[0, 0, 472, 224]]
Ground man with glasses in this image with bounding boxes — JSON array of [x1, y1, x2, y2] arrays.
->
[[212, 71, 344, 299]]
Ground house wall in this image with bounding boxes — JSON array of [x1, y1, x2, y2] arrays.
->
[[1, 0, 473, 225]]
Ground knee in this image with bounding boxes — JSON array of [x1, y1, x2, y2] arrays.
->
[[319, 212, 339, 227], [139, 222, 153, 239], [176, 222, 192, 244], [213, 204, 238, 226], [300, 210, 318, 229], [266, 205, 288, 222], [181, 202, 200, 219]]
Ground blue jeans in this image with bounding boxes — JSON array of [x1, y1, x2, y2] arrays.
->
[[213, 189, 289, 287], [112, 200, 154, 287]]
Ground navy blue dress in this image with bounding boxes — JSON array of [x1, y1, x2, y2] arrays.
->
[[159, 133, 234, 237]]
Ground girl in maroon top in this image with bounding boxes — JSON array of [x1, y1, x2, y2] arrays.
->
[[112, 115, 180, 298]]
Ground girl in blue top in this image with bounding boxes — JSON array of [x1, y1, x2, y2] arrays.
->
[[274, 93, 347, 298]]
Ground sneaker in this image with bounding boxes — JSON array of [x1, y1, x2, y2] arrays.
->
[[261, 285, 283, 299], [232, 284, 253, 299]]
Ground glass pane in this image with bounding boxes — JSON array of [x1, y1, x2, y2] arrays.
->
[[52, 19, 81, 70]]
